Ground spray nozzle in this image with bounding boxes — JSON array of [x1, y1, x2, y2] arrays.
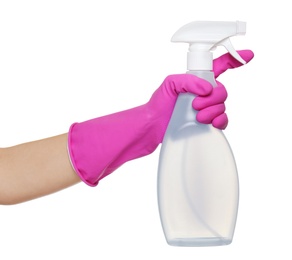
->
[[171, 21, 246, 71]]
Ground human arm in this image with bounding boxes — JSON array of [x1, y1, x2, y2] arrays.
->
[[0, 50, 254, 204], [0, 134, 80, 205]]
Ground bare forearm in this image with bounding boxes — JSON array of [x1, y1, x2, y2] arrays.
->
[[0, 134, 81, 205]]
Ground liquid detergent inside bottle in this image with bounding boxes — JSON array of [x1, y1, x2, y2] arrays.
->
[[157, 21, 246, 247]]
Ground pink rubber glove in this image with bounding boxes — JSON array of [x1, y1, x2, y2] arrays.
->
[[68, 50, 254, 186]]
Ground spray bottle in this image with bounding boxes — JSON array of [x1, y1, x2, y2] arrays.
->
[[157, 21, 246, 247]]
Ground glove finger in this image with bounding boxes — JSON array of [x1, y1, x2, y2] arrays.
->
[[212, 113, 228, 130], [196, 103, 226, 124], [213, 49, 254, 78], [193, 81, 227, 110], [164, 74, 213, 97]]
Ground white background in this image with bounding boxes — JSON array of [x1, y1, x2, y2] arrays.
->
[[0, 1, 290, 259]]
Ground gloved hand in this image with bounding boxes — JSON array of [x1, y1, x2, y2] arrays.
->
[[68, 50, 254, 186], [194, 50, 254, 129]]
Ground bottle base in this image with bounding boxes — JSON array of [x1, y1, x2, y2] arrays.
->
[[167, 237, 232, 247]]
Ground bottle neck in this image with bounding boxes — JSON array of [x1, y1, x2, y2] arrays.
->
[[187, 70, 216, 87], [187, 51, 213, 71]]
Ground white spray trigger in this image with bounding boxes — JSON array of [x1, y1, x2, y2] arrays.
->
[[219, 38, 246, 64], [171, 21, 247, 70]]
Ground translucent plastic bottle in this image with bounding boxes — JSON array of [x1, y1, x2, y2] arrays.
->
[[157, 21, 246, 247]]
